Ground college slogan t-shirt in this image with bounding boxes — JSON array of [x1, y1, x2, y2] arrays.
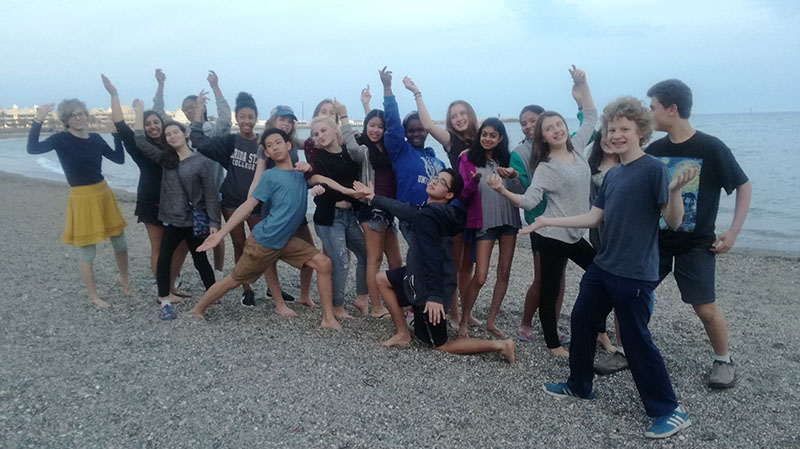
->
[[646, 131, 748, 254]]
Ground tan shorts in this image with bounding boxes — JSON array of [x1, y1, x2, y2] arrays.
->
[[231, 236, 319, 284]]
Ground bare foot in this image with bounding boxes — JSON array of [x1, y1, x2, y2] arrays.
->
[[468, 315, 481, 326], [117, 275, 131, 296], [160, 294, 185, 304], [485, 326, 507, 339], [379, 333, 412, 347], [170, 288, 191, 298], [353, 296, 369, 314], [458, 322, 468, 338], [320, 317, 342, 329], [187, 310, 206, 320], [517, 326, 533, 342], [370, 306, 390, 318], [90, 296, 110, 309], [549, 346, 569, 358], [597, 333, 617, 353], [333, 307, 353, 319], [297, 296, 316, 308], [448, 320, 461, 331], [274, 305, 298, 318], [500, 339, 516, 364]]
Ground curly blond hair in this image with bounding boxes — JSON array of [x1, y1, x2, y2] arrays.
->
[[601, 97, 653, 146]]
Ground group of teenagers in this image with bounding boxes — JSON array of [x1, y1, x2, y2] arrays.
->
[[27, 65, 750, 440]]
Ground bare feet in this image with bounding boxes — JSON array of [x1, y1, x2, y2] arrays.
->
[[333, 306, 353, 319], [458, 322, 468, 338], [516, 326, 533, 342], [297, 296, 316, 307], [117, 275, 131, 296], [188, 310, 206, 320], [379, 332, 412, 347], [89, 296, 109, 309], [597, 332, 617, 353], [500, 339, 516, 364], [353, 295, 369, 314], [320, 317, 342, 329], [485, 326, 507, 339], [274, 305, 298, 318], [549, 346, 569, 358], [170, 287, 191, 298], [370, 306, 390, 319], [467, 315, 481, 326], [160, 294, 185, 304]]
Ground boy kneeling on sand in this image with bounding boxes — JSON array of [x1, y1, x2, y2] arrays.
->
[[492, 97, 696, 438], [189, 129, 339, 329], [348, 169, 514, 362]]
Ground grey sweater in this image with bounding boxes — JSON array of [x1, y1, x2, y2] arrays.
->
[[134, 132, 221, 229], [518, 108, 598, 243]]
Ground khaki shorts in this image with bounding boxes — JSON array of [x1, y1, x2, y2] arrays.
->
[[231, 236, 319, 284]]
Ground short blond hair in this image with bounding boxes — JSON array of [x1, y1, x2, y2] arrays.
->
[[57, 98, 88, 129], [310, 115, 343, 148], [601, 97, 653, 146]]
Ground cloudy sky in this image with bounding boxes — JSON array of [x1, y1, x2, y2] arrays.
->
[[1, 0, 798, 119]]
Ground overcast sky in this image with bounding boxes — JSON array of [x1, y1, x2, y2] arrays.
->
[[1, 0, 798, 119]]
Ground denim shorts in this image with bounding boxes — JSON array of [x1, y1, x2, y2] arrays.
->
[[475, 225, 518, 242], [357, 205, 397, 233]]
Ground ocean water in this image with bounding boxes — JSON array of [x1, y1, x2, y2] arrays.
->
[[3, 111, 798, 253]]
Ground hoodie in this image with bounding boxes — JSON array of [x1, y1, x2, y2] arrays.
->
[[371, 196, 465, 310]]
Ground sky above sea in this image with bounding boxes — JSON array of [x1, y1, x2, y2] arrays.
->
[[1, 0, 799, 120]]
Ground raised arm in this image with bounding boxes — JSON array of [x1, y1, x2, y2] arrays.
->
[[403, 76, 450, 148], [360, 85, 372, 117], [101, 74, 124, 123], [190, 92, 233, 166], [335, 101, 368, 165], [568, 65, 597, 150], [207, 70, 232, 136], [27, 103, 56, 154], [132, 99, 165, 164], [152, 69, 166, 114], [380, 66, 406, 160]]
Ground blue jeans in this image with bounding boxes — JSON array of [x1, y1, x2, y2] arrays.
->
[[568, 263, 678, 417], [314, 208, 368, 307]]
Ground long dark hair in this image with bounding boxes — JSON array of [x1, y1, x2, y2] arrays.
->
[[142, 110, 164, 146], [358, 109, 391, 169], [466, 117, 510, 168], [160, 120, 188, 169], [530, 111, 574, 172]]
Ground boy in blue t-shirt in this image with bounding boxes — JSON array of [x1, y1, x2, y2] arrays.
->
[[189, 129, 340, 329], [522, 97, 697, 439]]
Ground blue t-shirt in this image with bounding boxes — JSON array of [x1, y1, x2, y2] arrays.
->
[[250, 168, 307, 250], [592, 155, 669, 281]]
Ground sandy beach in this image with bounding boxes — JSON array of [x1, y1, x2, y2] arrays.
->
[[1, 170, 798, 448]]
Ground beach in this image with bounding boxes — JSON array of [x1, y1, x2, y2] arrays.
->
[[1, 170, 798, 448]]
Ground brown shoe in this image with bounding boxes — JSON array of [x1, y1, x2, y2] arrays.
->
[[593, 352, 629, 375]]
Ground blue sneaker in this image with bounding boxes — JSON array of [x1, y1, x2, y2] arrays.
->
[[645, 407, 691, 439], [160, 303, 176, 320], [542, 382, 596, 399]]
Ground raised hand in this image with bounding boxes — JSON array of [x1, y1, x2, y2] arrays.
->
[[132, 98, 144, 113], [669, 168, 698, 193], [155, 68, 166, 84], [361, 85, 371, 106], [496, 167, 517, 179], [402, 76, 420, 95], [101, 74, 117, 96], [195, 90, 208, 122], [569, 64, 586, 85], [332, 98, 347, 117], [207, 70, 219, 89], [379, 66, 392, 87], [35, 103, 55, 122]]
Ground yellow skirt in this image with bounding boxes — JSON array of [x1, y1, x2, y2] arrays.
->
[[62, 180, 127, 247]]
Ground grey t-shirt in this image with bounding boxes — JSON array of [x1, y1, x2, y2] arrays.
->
[[592, 154, 669, 281], [476, 160, 521, 231]]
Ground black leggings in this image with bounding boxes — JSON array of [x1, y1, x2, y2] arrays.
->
[[156, 225, 215, 297], [533, 233, 596, 348]]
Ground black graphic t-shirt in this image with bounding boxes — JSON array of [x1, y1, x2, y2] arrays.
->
[[646, 131, 748, 254]]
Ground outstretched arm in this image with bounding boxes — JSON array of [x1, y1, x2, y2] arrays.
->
[[403, 76, 450, 148], [197, 196, 259, 252], [520, 207, 604, 235]]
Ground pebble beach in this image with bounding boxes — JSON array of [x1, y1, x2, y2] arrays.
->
[[1, 171, 798, 448]]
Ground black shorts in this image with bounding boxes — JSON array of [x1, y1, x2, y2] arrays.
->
[[134, 201, 162, 226], [658, 246, 716, 305], [385, 267, 448, 347]]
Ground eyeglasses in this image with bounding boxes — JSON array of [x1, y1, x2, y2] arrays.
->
[[69, 111, 87, 119], [431, 176, 451, 191]]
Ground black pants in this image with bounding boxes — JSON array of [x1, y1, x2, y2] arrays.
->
[[532, 233, 596, 348], [156, 225, 215, 297]]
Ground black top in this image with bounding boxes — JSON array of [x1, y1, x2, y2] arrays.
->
[[27, 121, 124, 187], [646, 131, 748, 254], [447, 131, 470, 171], [114, 121, 162, 204], [311, 149, 360, 226]]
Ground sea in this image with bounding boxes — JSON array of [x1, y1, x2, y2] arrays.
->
[[2, 112, 798, 253]]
